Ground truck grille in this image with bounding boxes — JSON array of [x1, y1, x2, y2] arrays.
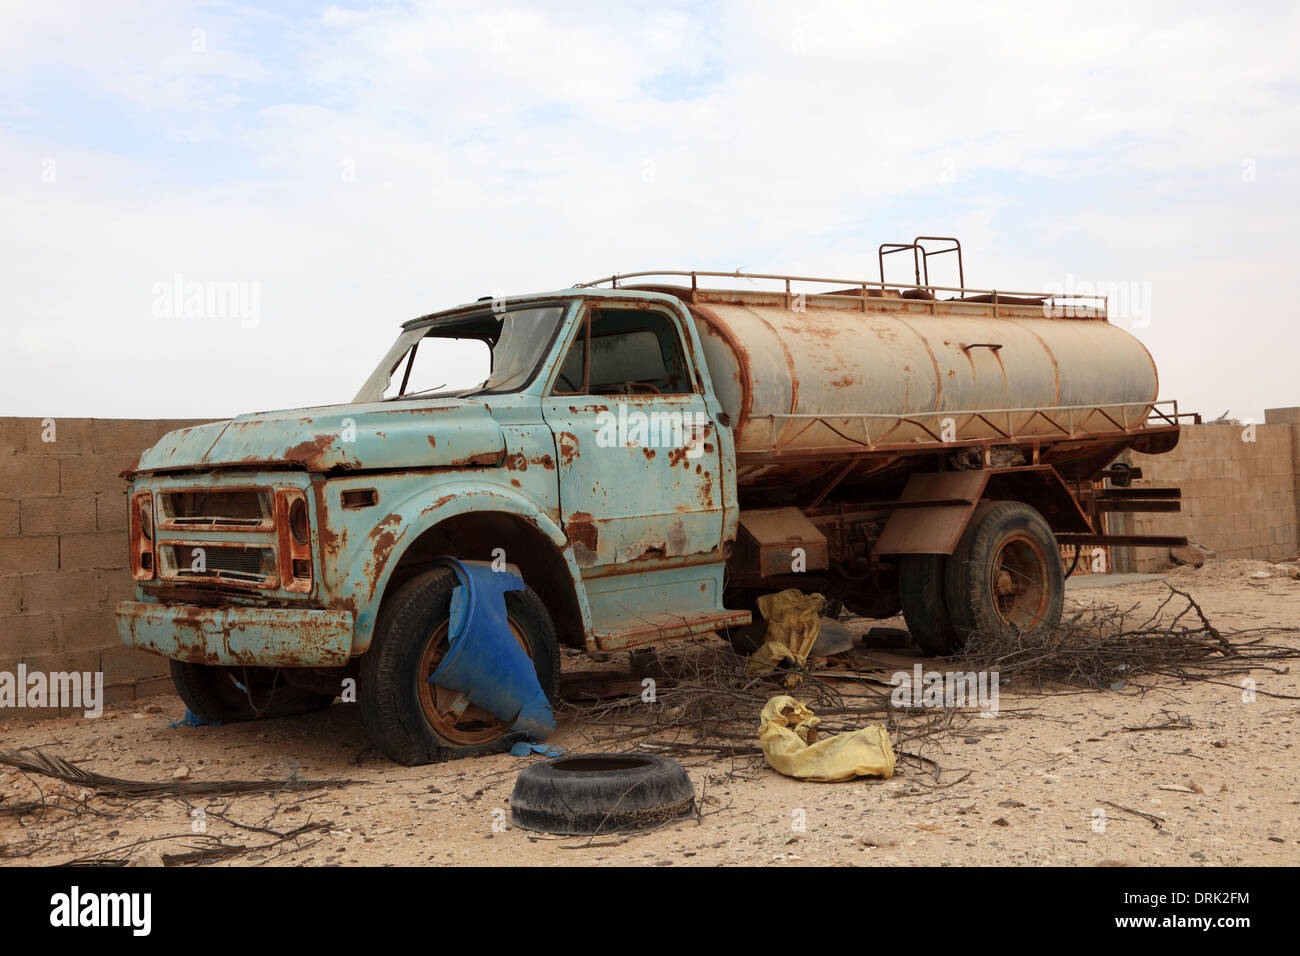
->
[[165, 544, 275, 585], [158, 489, 272, 530]]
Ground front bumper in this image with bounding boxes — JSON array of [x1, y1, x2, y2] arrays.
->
[[117, 601, 354, 667]]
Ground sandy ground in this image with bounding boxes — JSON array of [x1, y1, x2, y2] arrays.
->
[[2, 558, 1298, 867]]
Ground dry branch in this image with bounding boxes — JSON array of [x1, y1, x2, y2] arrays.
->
[[0, 748, 354, 798]]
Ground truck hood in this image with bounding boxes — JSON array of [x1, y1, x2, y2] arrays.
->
[[132, 400, 506, 474]]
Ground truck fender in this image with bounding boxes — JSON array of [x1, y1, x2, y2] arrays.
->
[[335, 482, 593, 655], [874, 466, 1092, 555]]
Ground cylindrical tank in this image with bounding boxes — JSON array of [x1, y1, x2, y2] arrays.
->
[[681, 292, 1160, 487]]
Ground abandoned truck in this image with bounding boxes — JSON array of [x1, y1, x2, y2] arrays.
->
[[117, 239, 1189, 764]]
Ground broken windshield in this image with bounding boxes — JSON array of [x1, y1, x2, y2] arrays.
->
[[354, 305, 566, 403]]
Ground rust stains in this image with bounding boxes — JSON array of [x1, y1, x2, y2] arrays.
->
[[642, 447, 656, 460], [282, 433, 338, 470], [557, 432, 580, 467], [449, 450, 505, 467], [369, 513, 405, 569], [567, 511, 598, 567], [697, 470, 714, 508]]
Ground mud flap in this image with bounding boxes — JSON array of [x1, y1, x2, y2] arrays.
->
[[427, 557, 556, 740]]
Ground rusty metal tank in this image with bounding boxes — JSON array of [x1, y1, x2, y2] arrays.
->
[[635, 283, 1166, 493]]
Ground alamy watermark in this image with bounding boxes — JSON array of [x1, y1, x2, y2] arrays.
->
[[1042, 274, 1151, 329], [0, 665, 103, 718], [151, 273, 261, 328], [595, 403, 710, 459], [890, 664, 1000, 716]]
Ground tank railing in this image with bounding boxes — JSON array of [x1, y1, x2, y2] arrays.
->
[[575, 269, 1109, 320], [755, 400, 1181, 454]]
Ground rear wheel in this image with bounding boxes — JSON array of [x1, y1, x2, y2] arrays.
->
[[169, 661, 335, 723], [900, 554, 959, 656], [944, 501, 1064, 641], [360, 567, 560, 766]]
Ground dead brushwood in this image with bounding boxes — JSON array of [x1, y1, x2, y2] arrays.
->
[[953, 584, 1300, 692]]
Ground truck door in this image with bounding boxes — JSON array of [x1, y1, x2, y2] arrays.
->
[[540, 302, 725, 571]]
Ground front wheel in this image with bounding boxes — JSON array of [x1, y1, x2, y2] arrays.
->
[[359, 567, 560, 766], [943, 501, 1064, 642]]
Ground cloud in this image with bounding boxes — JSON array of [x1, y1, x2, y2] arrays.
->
[[0, 0, 1297, 420]]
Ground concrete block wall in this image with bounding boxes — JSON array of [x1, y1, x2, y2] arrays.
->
[[1122, 414, 1300, 573], [0, 417, 207, 715]]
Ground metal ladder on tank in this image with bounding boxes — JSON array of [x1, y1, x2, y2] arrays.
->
[[878, 236, 965, 299]]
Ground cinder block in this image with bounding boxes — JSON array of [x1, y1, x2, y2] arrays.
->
[[0, 575, 19, 615], [96, 491, 128, 531], [0, 612, 60, 657], [133, 675, 175, 700], [19, 495, 97, 535], [58, 454, 138, 495], [102, 683, 136, 706], [58, 606, 120, 652], [20, 418, 93, 455], [0, 456, 60, 498], [96, 568, 136, 606], [19, 648, 104, 677], [19, 570, 99, 613], [0, 535, 59, 575], [0, 499, 16, 536], [0, 419, 24, 455], [91, 419, 200, 457], [59, 531, 126, 571], [100, 644, 169, 683]]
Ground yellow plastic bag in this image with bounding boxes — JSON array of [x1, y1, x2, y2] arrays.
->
[[758, 695, 896, 782], [744, 589, 825, 677]]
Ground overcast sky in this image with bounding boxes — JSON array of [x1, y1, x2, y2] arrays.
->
[[1, 0, 1297, 423]]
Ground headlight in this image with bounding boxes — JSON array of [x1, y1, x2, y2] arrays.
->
[[276, 489, 313, 592], [131, 491, 155, 580], [289, 497, 309, 545]]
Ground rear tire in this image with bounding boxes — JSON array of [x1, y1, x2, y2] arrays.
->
[[944, 501, 1064, 642], [169, 661, 335, 723], [360, 567, 560, 766], [900, 554, 959, 656]]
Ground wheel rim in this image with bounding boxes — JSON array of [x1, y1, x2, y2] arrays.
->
[[988, 531, 1051, 628], [417, 617, 534, 746]]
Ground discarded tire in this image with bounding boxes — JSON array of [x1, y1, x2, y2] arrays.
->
[[510, 753, 695, 835]]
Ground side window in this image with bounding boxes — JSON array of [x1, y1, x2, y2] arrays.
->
[[552, 307, 693, 396]]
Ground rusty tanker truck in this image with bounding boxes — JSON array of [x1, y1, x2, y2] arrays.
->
[[117, 239, 1188, 764]]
